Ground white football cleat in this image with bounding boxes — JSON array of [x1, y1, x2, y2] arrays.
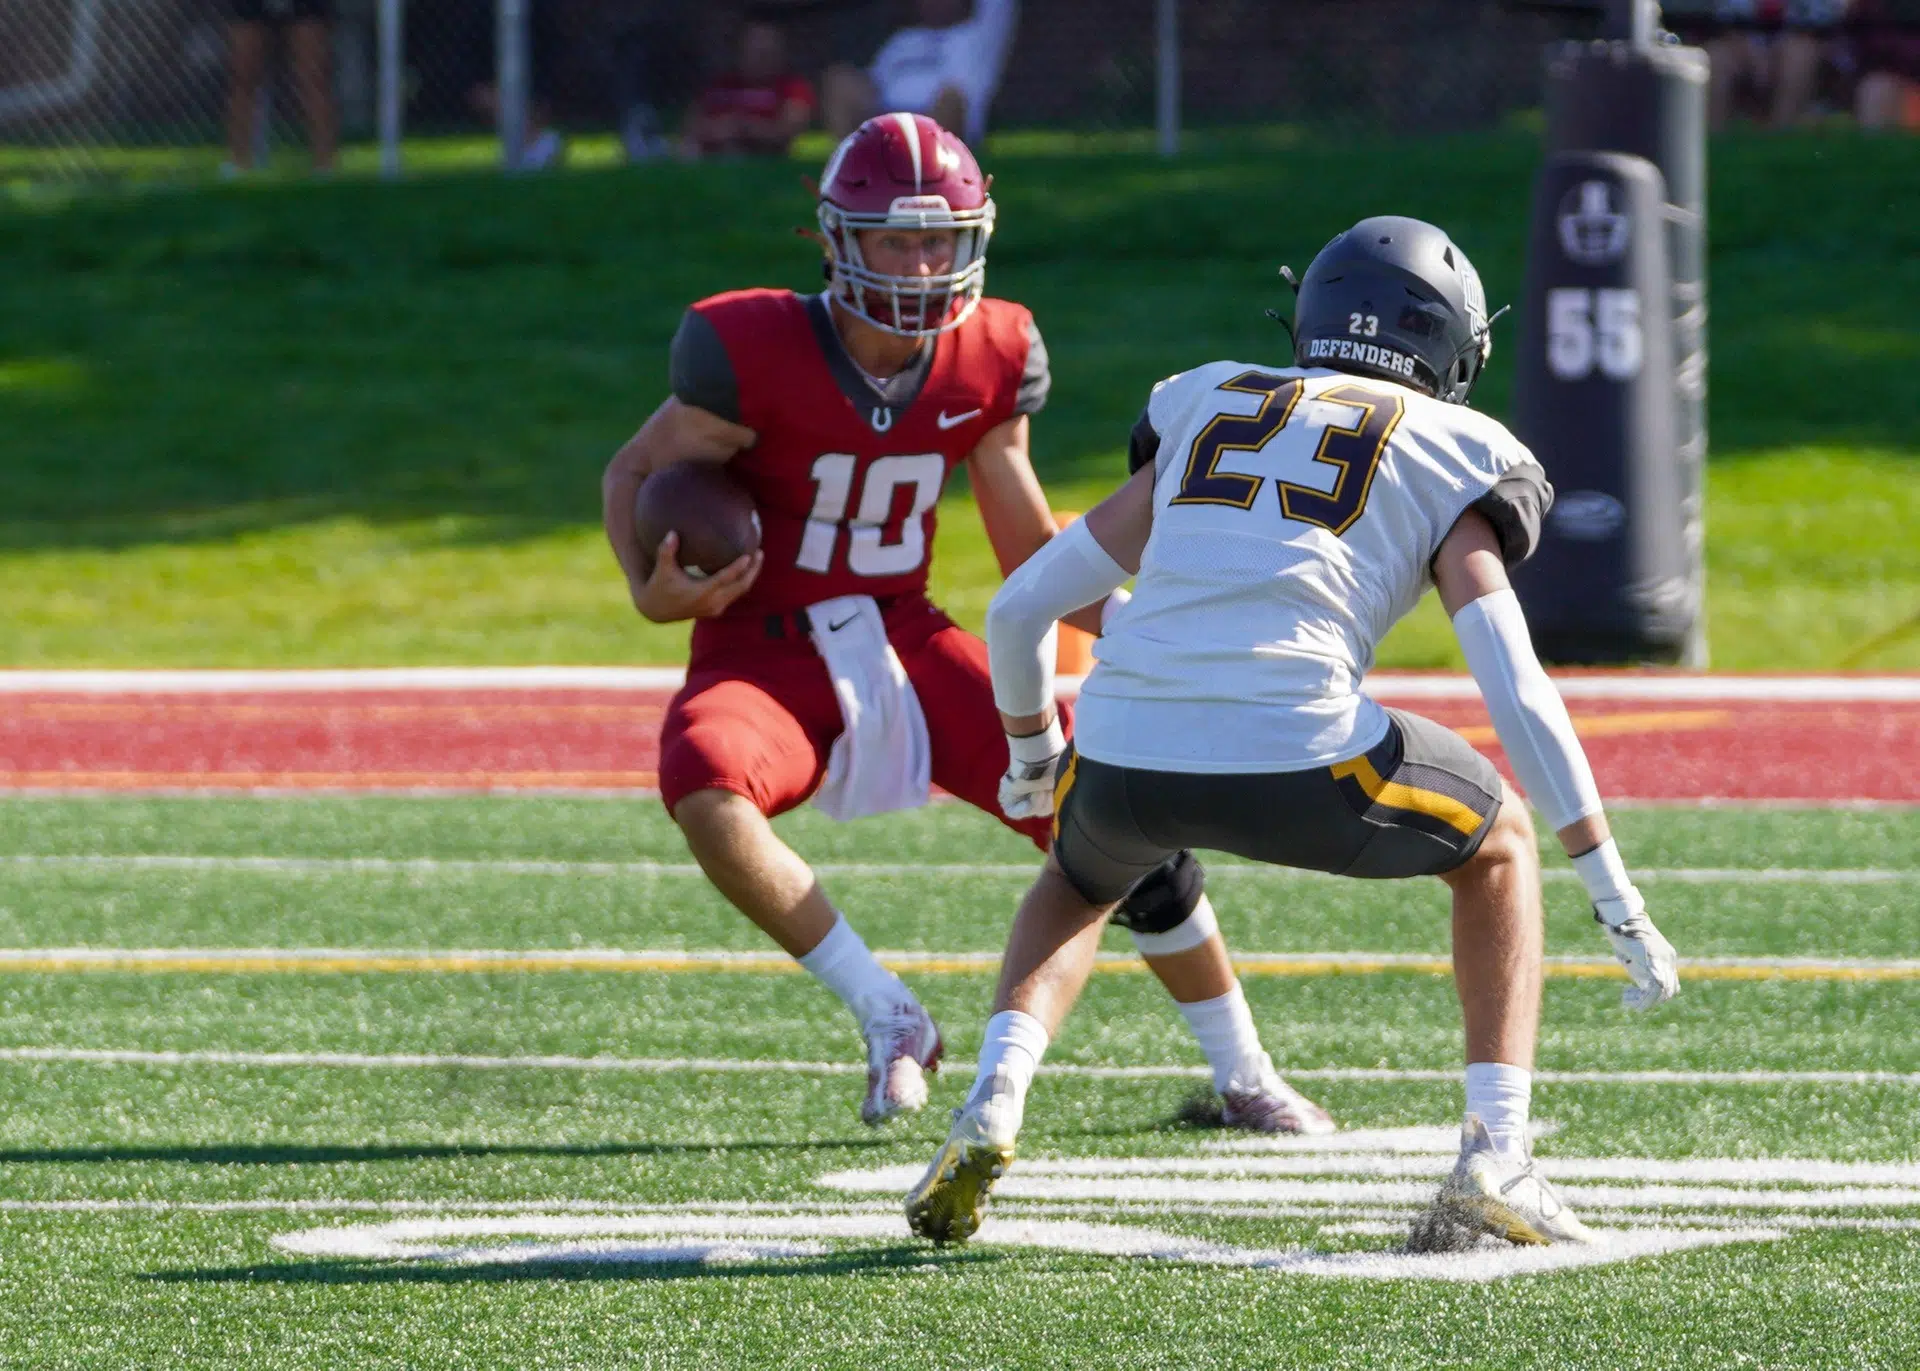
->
[[859, 1001, 943, 1127], [1220, 1057, 1338, 1135], [1406, 1115, 1594, 1252], [905, 1096, 1017, 1246]]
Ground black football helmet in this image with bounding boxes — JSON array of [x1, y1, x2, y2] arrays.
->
[[1286, 216, 1500, 405]]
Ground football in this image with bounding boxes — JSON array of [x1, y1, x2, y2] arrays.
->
[[633, 461, 762, 579]]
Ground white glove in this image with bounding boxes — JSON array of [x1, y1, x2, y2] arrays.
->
[[998, 721, 1067, 821], [1595, 890, 1680, 1011]]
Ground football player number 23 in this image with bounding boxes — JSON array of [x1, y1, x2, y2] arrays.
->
[[1171, 371, 1405, 537], [796, 452, 946, 577]]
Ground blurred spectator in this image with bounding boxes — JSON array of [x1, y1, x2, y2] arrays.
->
[[408, 0, 566, 169], [1853, 0, 1920, 129], [683, 20, 816, 159], [1707, 0, 1849, 130], [607, 1, 701, 161], [225, 0, 338, 174], [823, 0, 1019, 145]]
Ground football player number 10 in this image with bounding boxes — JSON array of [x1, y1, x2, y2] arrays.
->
[[796, 452, 946, 577]]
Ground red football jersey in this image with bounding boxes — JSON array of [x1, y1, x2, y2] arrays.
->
[[679, 288, 1046, 619]]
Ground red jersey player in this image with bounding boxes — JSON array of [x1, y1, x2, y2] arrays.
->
[[602, 113, 1331, 1133]]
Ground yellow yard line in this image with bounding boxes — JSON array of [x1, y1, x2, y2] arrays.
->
[[1455, 709, 1732, 746]]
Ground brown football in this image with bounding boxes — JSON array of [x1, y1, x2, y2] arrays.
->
[[633, 461, 762, 578]]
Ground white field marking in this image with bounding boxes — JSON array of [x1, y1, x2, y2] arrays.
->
[[0, 789, 1903, 810], [4, 853, 1911, 886], [1001, 1153, 1920, 1188], [1004, 1200, 1920, 1235], [265, 1207, 1782, 1281], [818, 1169, 1920, 1211], [1198, 1123, 1560, 1153], [268, 1210, 1230, 1266], [2, 668, 1915, 702], [5, 944, 1919, 985], [0, 1198, 898, 1215], [1227, 1229, 1784, 1282], [4, 1045, 1919, 1088]]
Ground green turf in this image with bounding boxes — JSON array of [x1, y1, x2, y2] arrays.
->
[[2, 131, 1915, 668], [2, 797, 1919, 1368]]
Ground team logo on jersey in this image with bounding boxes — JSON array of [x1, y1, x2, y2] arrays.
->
[[1557, 181, 1630, 267], [869, 406, 894, 433], [1305, 336, 1419, 380]]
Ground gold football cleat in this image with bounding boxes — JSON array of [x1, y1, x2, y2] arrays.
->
[[905, 1111, 1015, 1247]]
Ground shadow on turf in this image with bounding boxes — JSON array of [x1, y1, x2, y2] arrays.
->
[[147, 1247, 1010, 1287], [0, 1137, 893, 1166]]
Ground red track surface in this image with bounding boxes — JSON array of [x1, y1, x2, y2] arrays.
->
[[2, 683, 1915, 802]]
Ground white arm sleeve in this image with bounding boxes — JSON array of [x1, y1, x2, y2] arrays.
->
[[1451, 588, 1604, 832], [986, 518, 1129, 716]]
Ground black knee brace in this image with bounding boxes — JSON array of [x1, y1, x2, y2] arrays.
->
[[1109, 849, 1207, 935]]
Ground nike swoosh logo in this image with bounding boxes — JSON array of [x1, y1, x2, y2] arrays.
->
[[936, 408, 983, 430], [826, 615, 858, 632]]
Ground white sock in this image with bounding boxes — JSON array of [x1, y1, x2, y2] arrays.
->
[[796, 914, 911, 1029], [963, 1010, 1050, 1141], [1465, 1061, 1532, 1156], [1176, 983, 1268, 1092]]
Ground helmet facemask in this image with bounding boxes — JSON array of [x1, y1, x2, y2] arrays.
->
[[818, 195, 995, 338]]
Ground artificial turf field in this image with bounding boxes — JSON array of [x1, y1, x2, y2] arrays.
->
[[2, 795, 1917, 1369]]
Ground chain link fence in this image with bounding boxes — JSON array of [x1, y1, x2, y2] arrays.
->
[[2, 1, 1909, 186]]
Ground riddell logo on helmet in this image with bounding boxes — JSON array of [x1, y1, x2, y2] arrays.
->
[[1306, 337, 1418, 379], [889, 195, 955, 217]]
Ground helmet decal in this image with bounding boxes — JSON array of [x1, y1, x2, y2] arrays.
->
[[892, 111, 923, 190]]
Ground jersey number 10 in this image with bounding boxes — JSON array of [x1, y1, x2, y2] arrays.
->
[[1170, 371, 1405, 536], [796, 452, 946, 577]]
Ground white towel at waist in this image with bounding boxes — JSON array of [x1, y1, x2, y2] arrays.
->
[[806, 595, 932, 821]]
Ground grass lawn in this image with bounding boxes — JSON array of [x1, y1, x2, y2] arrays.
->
[[1, 131, 1915, 668], [1, 796, 1917, 1368]]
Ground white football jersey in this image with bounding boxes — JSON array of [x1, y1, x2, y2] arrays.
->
[[1075, 362, 1550, 774]]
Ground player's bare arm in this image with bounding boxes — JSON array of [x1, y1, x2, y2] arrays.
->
[[601, 396, 763, 623], [1434, 508, 1679, 1010], [964, 416, 1100, 640]]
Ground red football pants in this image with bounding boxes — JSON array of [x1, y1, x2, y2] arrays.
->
[[658, 596, 1064, 849]]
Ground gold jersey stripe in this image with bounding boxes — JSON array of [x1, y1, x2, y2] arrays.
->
[[1329, 754, 1485, 839]]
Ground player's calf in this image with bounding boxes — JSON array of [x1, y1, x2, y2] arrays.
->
[[669, 786, 945, 1124]]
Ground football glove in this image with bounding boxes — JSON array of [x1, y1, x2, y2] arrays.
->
[[998, 721, 1067, 821], [1594, 890, 1679, 1011]]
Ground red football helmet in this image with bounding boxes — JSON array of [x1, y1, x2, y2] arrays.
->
[[816, 112, 995, 337]]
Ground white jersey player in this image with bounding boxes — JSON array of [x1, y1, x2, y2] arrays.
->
[[907, 216, 1681, 1252]]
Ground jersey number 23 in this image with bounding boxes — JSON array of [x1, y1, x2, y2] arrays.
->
[[1170, 371, 1404, 537]]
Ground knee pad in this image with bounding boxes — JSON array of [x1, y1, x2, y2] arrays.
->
[[1111, 850, 1207, 937]]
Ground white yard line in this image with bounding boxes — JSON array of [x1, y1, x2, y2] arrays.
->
[[0, 1198, 894, 1215], [1, 668, 1915, 702], [2, 854, 1911, 884], [1, 1044, 1917, 1087], [3, 945, 1918, 982]]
